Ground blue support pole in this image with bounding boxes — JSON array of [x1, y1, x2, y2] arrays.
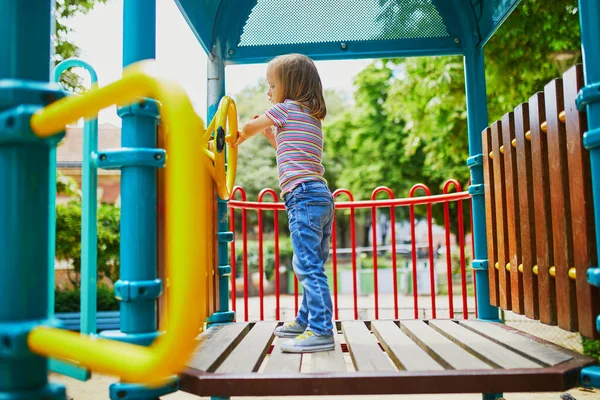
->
[[464, 44, 500, 323], [463, 40, 502, 400], [0, 0, 67, 398], [98, 0, 159, 345], [207, 40, 235, 325], [577, 0, 600, 388]]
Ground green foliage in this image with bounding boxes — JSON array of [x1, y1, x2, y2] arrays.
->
[[55, 172, 120, 284], [323, 0, 581, 233], [54, 284, 119, 312], [54, 0, 108, 91], [582, 336, 600, 361]]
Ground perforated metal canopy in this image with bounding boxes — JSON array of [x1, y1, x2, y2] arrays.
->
[[174, 0, 522, 64]]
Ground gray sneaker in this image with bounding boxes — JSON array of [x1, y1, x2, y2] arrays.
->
[[274, 321, 306, 338], [280, 330, 335, 353]]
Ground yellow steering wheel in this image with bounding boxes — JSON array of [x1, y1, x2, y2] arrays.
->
[[202, 96, 238, 200]]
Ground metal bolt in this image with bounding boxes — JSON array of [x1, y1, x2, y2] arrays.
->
[[228, 49, 235, 55], [99, 154, 107, 161], [455, 38, 460, 44], [340, 42, 348, 50], [154, 153, 163, 161]]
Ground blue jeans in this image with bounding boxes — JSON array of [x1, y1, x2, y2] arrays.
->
[[284, 180, 335, 336]]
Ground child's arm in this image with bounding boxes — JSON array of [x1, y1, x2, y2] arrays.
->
[[230, 114, 274, 147]]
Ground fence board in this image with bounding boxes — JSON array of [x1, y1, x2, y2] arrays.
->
[[514, 103, 539, 320], [545, 78, 578, 331], [563, 64, 600, 338], [502, 111, 524, 314], [491, 120, 512, 310], [482, 127, 499, 306], [529, 91, 557, 325]]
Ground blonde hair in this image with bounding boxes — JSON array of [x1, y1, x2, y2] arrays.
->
[[268, 54, 327, 120]]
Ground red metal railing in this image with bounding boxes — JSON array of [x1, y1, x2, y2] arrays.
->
[[229, 181, 474, 322]]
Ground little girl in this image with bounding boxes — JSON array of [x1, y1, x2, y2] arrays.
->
[[230, 53, 335, 353]]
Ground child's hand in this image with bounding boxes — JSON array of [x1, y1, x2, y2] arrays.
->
[[228, 131, 247, 147]]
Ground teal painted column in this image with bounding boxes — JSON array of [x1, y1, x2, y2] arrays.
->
[[0, 0, 67, 398], [207, 41, 235, 326], [464, 44, 500, 323], [577, 0, 600, 389]]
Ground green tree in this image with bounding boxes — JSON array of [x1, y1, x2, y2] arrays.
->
[[325, 0, 581, 234], [54, 0, 108, 90]]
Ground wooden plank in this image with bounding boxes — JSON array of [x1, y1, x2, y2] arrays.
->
[[371, 320, 443, 371], [563, 64, 600, 339], [399, 320, 491, 370], [189, 323, 250, 372], [216, 322, 278, 373], [311, 333, 346, 373], [529, 91, 558, 326], [459, 320, 573, 366], [491, 120, 512, 310], [544, 78, 578, 332], [514, 102, 539, 320], [429, 320, 540, 369], [341, 321, 394, 372], [502, 111, 524, 314], [263, 337, 302, 373], [482, 127, 500, 306]]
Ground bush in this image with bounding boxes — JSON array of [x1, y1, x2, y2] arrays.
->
[[54, 284, 119, 313], [55, 200, 120, 284], [582, 336, 600, 361]]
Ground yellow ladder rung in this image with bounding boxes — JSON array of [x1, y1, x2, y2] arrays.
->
[[500, 145, 505, 154], [512, 138, 517, 148], [525, 130, 531, 140], [489, 151, 493, 159]]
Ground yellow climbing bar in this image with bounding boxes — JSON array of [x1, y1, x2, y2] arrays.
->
[[29, 60, 209, 385]]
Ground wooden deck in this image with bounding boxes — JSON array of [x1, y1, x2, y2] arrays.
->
[[180, 320, 595, 397]]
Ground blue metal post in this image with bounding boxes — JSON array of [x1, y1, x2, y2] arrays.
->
[[99, 0, 159, 345], [0, 0, 66, 398], [577, 0, 600, 388], [207, 40, 235, 325], [464, 44, 500, 323]]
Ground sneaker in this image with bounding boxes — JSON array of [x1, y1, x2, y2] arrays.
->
[[274, 321, 306, 338], [280, 330, 335, 353]]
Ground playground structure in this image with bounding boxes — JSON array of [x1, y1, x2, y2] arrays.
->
[[2, 1, 600, 400]]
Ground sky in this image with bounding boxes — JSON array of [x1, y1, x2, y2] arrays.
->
[[64, 0, 373, 126]]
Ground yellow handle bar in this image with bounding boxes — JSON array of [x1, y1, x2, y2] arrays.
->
[[29, 60, 209, 385]]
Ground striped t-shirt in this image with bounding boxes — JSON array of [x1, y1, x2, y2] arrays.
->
[[265, 99, 327, 197]]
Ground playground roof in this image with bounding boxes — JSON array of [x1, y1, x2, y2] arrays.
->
[[174, 0, 522, 64]]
